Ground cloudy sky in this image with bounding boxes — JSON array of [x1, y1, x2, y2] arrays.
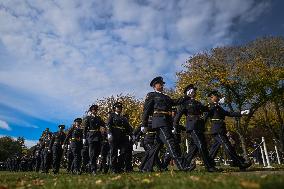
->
[[0, 0, 283, 147]]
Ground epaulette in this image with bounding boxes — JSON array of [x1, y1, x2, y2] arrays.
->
[[145, 92, 155, 101]]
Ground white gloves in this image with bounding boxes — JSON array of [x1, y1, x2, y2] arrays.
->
[[219, 97, 225, 104], [83, 139, 86, 144], [141, 127, 146, 133], [241, 109, 250, 115], [61, 145, 65, 149], [172, 127, 177, 134], [107, 134, 113, 141]]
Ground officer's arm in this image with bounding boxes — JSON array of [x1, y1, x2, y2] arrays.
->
[[142, 93, 154, 128], [63, 126, 73, 145], [82, 117, 89, 140], [172, 95, 190, 106], [173, 105, 186, 133], [106, 113, 113, 134], [222, 107, 241, 117], [49, 135, 55, 150]]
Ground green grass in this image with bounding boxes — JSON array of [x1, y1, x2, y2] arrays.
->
[[1, 166, 284, 189]]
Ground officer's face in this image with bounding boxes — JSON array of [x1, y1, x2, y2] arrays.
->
[[74, 121, 81, 127], [115, 107, 122, 114], [91, 108, 98, 115], [210, 95, 219, 103], [154, 82, 164, 92]]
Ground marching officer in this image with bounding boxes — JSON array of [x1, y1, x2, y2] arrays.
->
[[207, 90, 251, 170], [82, 104, 105, 175], [49, 124, 66, 174], [106, 102, 133, 173], [141, 76, 190, 171], [64, 118, 84, 174], [41, 132, 53, 173], [174, 84, 219, 172], [34, 139, 43, 172]]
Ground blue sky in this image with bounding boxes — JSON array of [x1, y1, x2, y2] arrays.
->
[[0, 0, 283, 147]]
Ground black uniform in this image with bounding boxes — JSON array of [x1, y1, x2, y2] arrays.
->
[[138, 122, 163, 172], [207, 102, 248, 168], [107, 112, 133, 173], [50, 131, 66, 174], [64, 125, 83, 174], [33, 142, 43, 172], [83, 114, 105, 173], [41, 134, 53, 173], [81, 142, 89, 173], [99, 132, 110, 173], [162, 124, 185, 170], [142, 91, 189, 171], [174, 98, 216, 171]]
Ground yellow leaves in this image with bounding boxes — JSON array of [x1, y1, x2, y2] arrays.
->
[[189, 176, 200, 181], [240, 180, 260, 189], [95, 179, 103, 185], [141, 178, 152, 184], [110, 175, 122, 181]]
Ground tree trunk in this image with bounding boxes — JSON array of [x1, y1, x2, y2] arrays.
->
[[274, 102, 284, 153], [235, 118, 248, 160]]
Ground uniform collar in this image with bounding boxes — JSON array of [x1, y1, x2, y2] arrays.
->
[[155, 90, 163, 94]]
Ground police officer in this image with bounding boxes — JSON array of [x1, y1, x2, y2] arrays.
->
[[64, 118, 84, 174], [142, 76, 190, 171], [50, 124, 66, 174], [106, 102, 133, 173], [82, 104, 105, 175], [207, 90, 251, 170], [34, 139, 43, 172], [41, 132, 53, 173], [174, 84, 219, 172]]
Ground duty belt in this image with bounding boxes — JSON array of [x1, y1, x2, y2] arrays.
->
[[113, 126, 125, 130], [153, 111, 171, 115], [188, 115, 201, 118], [89, 129, 100, 132], [71, 137, 81, 141], [211, 119, 224, 121], [146, 131, 156, 134]]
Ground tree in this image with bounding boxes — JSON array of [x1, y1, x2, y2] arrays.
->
[[94, 94, 143, 128], [0, 136, 23, 161], [176, 36, 284, 158]]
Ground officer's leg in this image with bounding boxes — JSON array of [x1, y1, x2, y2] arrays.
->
[[93, 141, 101, 173], [88, 141, 96, 173], [184, 132, 198, 165], [110, 141, 119, 173], [52, 146, 57, 173], [158, 127, 185, 170], [191, 130, 214, 170], [217, 133, 244, 166], [81, 146, 89, 173], [117, 141, 127, 172], [100, 142, 109, 173], [67, 148, 73, 172], [209, 134, 222, 161], [125, 141, 133, 172]]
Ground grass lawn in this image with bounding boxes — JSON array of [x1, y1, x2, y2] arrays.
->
[[1, 166, 284, 189]]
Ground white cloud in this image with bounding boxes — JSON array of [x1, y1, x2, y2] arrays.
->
[[0, 0, 269, 124], [0, 120, 11, 131]]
